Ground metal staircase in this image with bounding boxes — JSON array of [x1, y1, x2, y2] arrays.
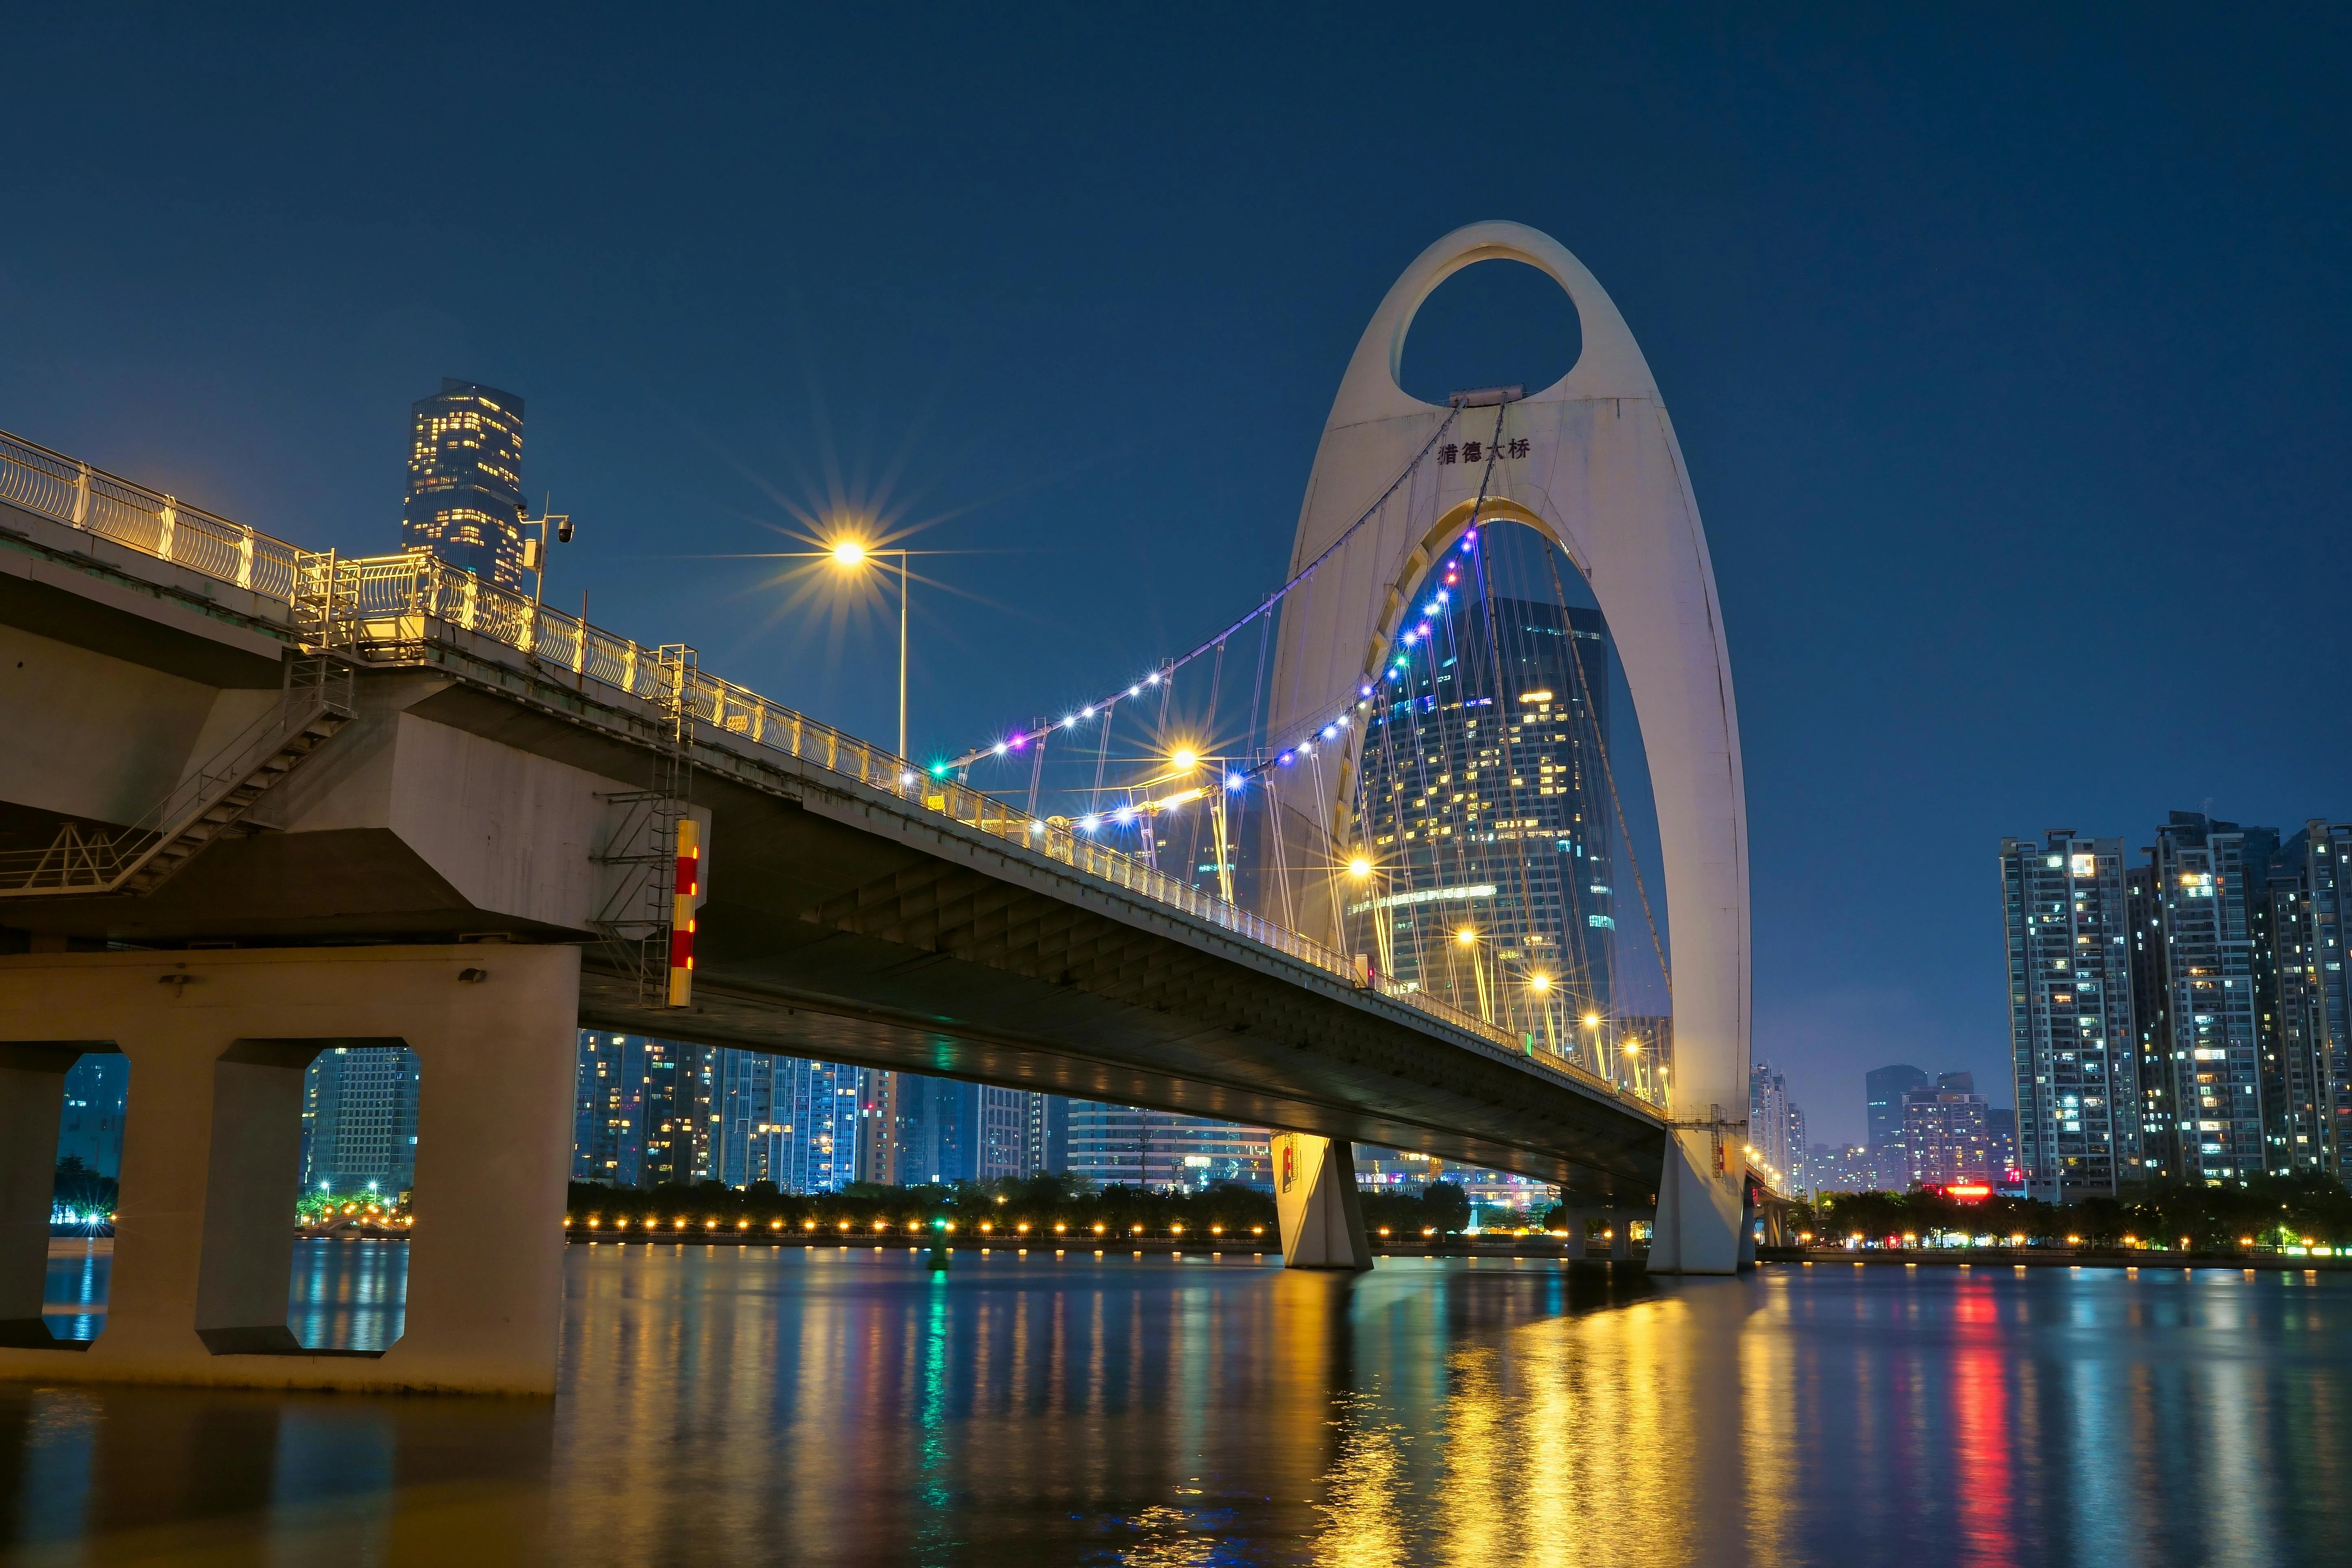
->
[[0, 655, 355, 898], [590, 644, 696, 1005]]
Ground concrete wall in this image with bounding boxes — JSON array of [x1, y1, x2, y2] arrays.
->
[[0, 623, 224, 824]]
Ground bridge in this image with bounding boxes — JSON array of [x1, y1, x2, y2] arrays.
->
[[0, 221, 1754, 1393]]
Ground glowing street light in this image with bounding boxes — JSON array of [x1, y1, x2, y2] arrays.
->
[[1348, 854, 1374, 879], [826, 535, 909, 758], [1453, 927, 1493, 1024], [1525, 972, 1559, 1057]]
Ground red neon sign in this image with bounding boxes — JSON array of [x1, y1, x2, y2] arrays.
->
[[1946, 1183, 1992, 1202]]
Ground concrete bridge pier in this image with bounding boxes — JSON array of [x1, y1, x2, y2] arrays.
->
[[1270, 1132, 1372, 1270], [1560, 1208, 1643, 1263], [0, 944, 578, 1394]]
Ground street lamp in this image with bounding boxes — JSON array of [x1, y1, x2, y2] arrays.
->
[[520, 497, 575, 607], [827, 538, 910, 758], [1527, 972, 1559, 1057], [1454, 926, 1494, 1024], [1345, 851, 1391, 979]]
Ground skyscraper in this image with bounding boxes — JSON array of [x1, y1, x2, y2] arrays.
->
[[569, 1034, 715, 1187], [303, 1046, 420, 1197], [854, 1069, 902, 1185], [2002, 832, 2135, 1200], [1986, 1107, 2019, 1183], [2264, 821, 2352, 1178], [1749, 1061, 1792, 1187], [1902, 1073, 1994, 1187], [2145, 812, 2277, 1184], [54, 1053, 129, 1179], [1351, 597, 1616, 1048], [1864, 1064, 1928, 1151], [402, 379, 526, 590], [2127, 861, 2178, 1178], [713, 1054, 864, 1192], [886, 1077, 1050, 1185]]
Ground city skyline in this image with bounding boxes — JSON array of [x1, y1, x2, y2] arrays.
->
[[9, 17, 2352, 1559]]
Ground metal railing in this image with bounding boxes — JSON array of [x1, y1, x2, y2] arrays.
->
[[0, 425, 1655, 1108], [0, 429, 304, 600]]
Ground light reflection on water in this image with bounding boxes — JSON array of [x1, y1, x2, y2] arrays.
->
[[4, 1248, 2348, 1565], [39, 1237, 408, 1351]]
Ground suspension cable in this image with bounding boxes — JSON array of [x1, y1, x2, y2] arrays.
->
[[947, 407, 1462, 769], [1543, 542, 1672, 996]]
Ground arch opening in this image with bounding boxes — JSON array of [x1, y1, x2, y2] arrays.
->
[[1394, 258, 1584, 407]]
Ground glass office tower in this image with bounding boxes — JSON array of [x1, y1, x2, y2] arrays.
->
[[401, 378, 527, 590], [1352, 596, 1614, 1047]]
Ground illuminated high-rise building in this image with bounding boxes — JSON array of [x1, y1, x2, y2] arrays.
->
[[569, 1034, 714, 1187], [2263, 821, 2352, 1178], [1902, 1073, 1994, 1187], [2145, 812, 2278, 1184], [893, 1077, 1056, 1184], [714, 1054, 865, 1192], [1748, 1061, 1791, 1186], [2002, 832, 2136, 1200], [402, 379, 526, 590], [302, 1046, 420, 1198], [1351, 596, 1615, 1048], [1864, 1064, 1928, 1151], [54, 1053, 129, 1180], [854, 1069, 902, 1185]]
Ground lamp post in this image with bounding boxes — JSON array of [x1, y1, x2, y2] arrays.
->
[[1347, 852, 1391, 981], [1455, 926, 1493, 1025], [828, 540, 909, 759], [1527, 972, 1559, 1058], [519, 498, 574, 607]]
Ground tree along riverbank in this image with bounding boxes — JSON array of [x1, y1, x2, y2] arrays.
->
[[1796, 1176, 2352, 1253]]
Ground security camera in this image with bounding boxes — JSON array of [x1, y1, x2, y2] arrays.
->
[[556, 515, 574, 543]]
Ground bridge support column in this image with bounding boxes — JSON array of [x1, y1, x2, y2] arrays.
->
[[0, 945, 579, 1394], [1561, 1211, 1587, 1262], [1271, 1132, 1371, 1270], [1647, 1129, 1745, 1275], [0, 1044, 80, 1346]]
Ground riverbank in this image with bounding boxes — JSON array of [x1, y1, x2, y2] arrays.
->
[[566, 1232, 1642, 1263], [1761, 1245, 2352, 1271]]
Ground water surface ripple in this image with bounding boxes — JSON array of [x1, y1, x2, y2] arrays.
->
[[3, 1244, 2345, 1565]]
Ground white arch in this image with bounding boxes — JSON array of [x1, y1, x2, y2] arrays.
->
[[1266, 221, 1750, 1272]]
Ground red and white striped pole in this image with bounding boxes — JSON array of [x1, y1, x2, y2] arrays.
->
[[667, 816, 700, 1006]]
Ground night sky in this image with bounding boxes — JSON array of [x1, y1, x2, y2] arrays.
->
[[7, 9, 2345, 1143]]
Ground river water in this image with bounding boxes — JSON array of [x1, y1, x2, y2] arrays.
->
[[3, 1241, 2346, 1565]]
